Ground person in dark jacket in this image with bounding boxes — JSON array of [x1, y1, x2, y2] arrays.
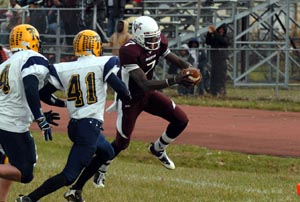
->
[[205, 23, 229, 96]]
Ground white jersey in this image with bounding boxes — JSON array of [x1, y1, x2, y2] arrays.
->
[[49, 55, 119, 122], [0, 50, 50, 133]]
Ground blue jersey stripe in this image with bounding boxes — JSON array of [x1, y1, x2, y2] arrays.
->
[[103, 56, 119, 81], [49, 64, 63, 87], [21, 56, 49, 71]]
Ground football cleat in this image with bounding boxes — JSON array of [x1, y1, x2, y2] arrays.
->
[[93, 170, 106, 188], [148, 143, 175, 170], [15, 195, 32, 202], [64, 189, 85, 202]]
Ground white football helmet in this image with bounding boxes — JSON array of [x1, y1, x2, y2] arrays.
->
[[132, 16, 161, 51]]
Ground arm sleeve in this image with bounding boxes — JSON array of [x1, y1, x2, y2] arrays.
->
[[103, 56, 121, 81], [106, 73, 131, 102], [39, 82, 66, 107], [23, 74, 43, 120]]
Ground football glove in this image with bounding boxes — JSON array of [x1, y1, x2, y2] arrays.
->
[[44, 110, 60, 126], [36, 117, 52, 141]]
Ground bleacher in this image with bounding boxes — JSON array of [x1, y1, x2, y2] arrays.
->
[[0, 0, 299, 87]]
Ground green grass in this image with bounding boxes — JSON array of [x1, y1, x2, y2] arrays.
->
[[12, 85, 300, 201], [8, 132, 300, 202], [163, 85, 300, 112]]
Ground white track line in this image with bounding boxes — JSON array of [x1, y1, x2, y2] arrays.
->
[[127, 174, 283, 195]]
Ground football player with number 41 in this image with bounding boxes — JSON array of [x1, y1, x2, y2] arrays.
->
[[93, 15, 199, 189], [15, 29, 131, 202]]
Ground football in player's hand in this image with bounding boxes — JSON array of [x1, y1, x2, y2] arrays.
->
[[182, 67, 202, 84]]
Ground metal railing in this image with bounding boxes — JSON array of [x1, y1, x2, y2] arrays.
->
[[0, 0, 299, 88]]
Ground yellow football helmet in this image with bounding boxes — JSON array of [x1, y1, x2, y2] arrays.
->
[[73, 30, 102, 57], [9, 24, 40, 52]]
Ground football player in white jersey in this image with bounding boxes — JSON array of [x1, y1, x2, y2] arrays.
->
[[15, 29, 131, 202], [0, 24, 63, 202]]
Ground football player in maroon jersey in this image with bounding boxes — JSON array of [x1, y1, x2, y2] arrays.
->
[[64, 16, 198, 196], [91, 15, 198, 187]]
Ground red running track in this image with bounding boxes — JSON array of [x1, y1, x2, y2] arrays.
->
[[31, 102, 300, 157]]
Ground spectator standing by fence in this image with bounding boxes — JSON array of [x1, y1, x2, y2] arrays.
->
[[205, 23, 229, 96], [103, 20, 131, 56]]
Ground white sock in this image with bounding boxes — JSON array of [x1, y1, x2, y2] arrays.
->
[[99, 160, 112, 173], [154, 131, 174, 151]]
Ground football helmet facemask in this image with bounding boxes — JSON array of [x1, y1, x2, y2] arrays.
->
[[73, 30, 102, 57], [9, 24, 41, 52], [132, 16, 161, 51]]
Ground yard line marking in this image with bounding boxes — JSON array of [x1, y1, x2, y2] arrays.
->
[[126, 173, 283, 195]]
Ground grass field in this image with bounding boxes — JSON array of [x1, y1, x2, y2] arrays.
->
[[8, 132, 300, 202], [8, 85, 300, 201], [166, 85, 300, 112]]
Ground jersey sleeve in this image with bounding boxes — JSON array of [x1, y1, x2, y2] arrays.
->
[[103, 56, 120, 82], [48, 64, 64, 91], [20, 55, 50, 90], [160, 34, 171, 58], [119, 41, 140, 72]]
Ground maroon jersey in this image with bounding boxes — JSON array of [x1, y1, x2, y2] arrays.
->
[[119, 33, 170, 97]]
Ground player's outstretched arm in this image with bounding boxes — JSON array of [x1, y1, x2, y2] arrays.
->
[[39, 82, 66, 108], [23, 75, 52, 141], [129, 68, 194, 92], [106, 74, 131, 102]]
